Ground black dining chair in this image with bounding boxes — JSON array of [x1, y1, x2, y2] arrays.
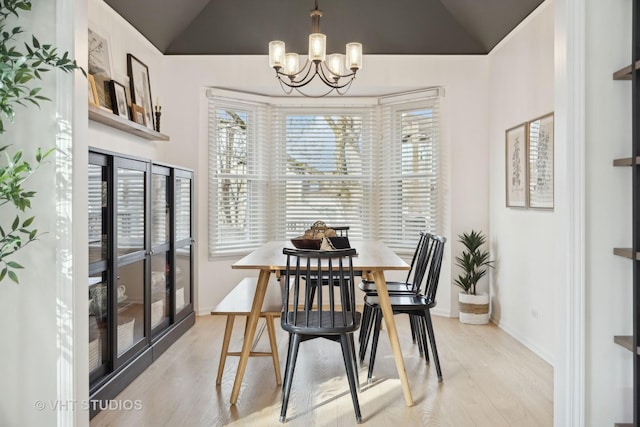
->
[[358, 232, 430, 360], [279, 247, 362, 423], [362, 233, 446, 383]]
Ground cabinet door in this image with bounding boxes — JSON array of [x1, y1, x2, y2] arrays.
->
[[88, 153, 111, 386], [151, 164, 171, 334], [174, 169, 193, 320], [114, 158, 149, 364]]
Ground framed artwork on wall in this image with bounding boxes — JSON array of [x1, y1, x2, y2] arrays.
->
[[88, 75, 99, 107], [88, 28, 113, 110], [505, 122, 528, 208], [528, 112, 554, 209], [109, 80, 130, 119], [127, 54, 154, 130], [131, 104, 146, 126]]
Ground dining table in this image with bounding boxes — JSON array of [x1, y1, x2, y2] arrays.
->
[[229, 239, 415, 407]]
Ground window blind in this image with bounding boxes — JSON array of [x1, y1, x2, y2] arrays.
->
[[207, 89, 442, 257], [378, 94, 441, 253], [208, 97, 269, 255], [271, 108, 374, 239]]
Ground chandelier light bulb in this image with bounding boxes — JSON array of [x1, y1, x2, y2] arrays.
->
[[284, 53, 300, 76], [327, 54, 345, 77], [346, 43, 362, 70], [269, 41, 285, 69], [308, 33, 326, 62]]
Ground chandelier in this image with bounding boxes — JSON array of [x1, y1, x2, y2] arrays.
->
[[268, 0, 363, 97]]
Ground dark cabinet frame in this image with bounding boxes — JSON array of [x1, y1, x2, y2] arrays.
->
[[88, 148, 195, 418]]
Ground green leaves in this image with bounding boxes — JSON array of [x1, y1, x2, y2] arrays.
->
[[453, 230, 495, 295], [0, 144, 49, 284], [0, 0, 85, 133], [0, 1, 82, 284]]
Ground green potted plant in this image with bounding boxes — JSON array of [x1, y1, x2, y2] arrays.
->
[[0, 0, 82, 283], [453, 229, 494, 324]]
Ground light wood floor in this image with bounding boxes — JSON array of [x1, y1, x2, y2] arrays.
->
[[90, 313, 553, 426]]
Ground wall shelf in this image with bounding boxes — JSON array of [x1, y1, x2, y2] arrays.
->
[[89, 105, 169, 141], [615, 335, 640, 355], [613, 157, 640, 166], [612, 3, 640, 424], [613, 248, 640, 260], [613, 61, 640, 80]]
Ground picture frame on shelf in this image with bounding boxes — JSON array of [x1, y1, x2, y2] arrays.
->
[[109, 80, 130, 119], [505, 122, 528, 208], [88, 28, 113, 110], [127, 54, 154, 130], [88, 75, 99, 107], [528, 112, 554, 209], [131, 104, 146, 126]]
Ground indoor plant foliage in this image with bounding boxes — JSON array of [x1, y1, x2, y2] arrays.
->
[[453, 229, 494, 295], [0, 0, 81, 283], [454, 229, 494, 324]]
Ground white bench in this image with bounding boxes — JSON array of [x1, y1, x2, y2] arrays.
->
[[210, 277, 283, 385]]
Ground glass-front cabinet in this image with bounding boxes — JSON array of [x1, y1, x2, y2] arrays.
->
[[88, 149, 195, 414], [174, 170, 194, 321], [114, 157, 149, 364]]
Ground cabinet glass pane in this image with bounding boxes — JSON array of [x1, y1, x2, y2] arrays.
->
[[151, 173, 169, 246], [175, 244, 191, 312], [175, 177, 191, 241], [116, 261, 145, 356], [151, 252, 170, 329], [89, 272, 109, 373], [117, 168, 145, 256], [89, 164, 107, 263]]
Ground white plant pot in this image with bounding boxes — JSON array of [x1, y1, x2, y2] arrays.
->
[[458, 291, 490, 324]]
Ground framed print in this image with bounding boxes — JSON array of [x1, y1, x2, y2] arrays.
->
[[505, 123, 528, 207], [131, 104, 146, 126], [528, 112, 554, 209], [109, 80, 130, 119], [88, 75, 99, 107], [127, 54, 154, 130], [88, 28, 113, 110]]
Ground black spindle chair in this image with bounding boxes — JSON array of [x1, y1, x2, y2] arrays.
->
[[362, 234, 446, 383], [279, 247, 362, 423], [358, 232, 430, 361]]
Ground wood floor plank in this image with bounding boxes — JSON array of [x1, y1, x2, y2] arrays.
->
[[90, 314, 553, 427]]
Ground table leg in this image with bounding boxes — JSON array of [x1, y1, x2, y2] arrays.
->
[[372, 270, 414, 406], [230, 269, 271, 404]]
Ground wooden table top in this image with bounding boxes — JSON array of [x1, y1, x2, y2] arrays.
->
[[231, 240, 410, 272]]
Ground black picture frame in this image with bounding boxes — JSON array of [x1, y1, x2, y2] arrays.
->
[[126, 54, 154, 130], [108, 80, 129, 119]]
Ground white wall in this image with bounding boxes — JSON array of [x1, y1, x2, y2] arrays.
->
[[584, 0, 633, 425], [161, 55, 490, 317], [488, 2, 556, 363]]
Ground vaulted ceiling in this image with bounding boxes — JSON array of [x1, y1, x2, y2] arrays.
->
[[104, 0, 545, 56]]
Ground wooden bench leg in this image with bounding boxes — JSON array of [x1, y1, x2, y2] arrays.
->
[[216, 314, 235, 385], [265, 314, 282, 385]]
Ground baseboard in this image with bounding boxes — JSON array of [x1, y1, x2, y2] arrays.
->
[[491, 317, 554, 366]]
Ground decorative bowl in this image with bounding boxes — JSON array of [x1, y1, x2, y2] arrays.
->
[[290, 238, 322, 250]]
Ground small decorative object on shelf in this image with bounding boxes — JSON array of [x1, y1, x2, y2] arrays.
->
[[154, 103, 161, 132]]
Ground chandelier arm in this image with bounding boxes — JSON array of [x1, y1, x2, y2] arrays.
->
[[275, 61, 321, 89], [316, 63, 357, 89], [334, 78, 355, 96], [275, 59, 312, 83], [295, 85, 337, 98], [277, 77, 295, 94]]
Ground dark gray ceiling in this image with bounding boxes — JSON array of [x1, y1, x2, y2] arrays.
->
[[104, 0, 545, 55]]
